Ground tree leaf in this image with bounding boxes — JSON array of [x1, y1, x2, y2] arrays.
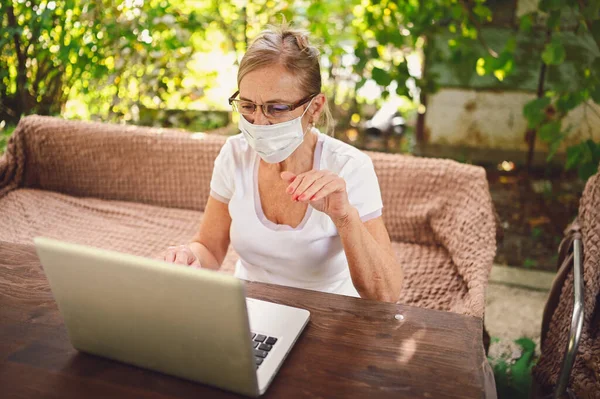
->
[[370, 46, 379, 59], [372, 67, 392, 86], [578, 162, 598, 181], [547, 10, 561, 30], [539, 0, 567, 12], [587, 139, 600, 164], [565, 144, 582, 170], [542, 38, 566, 65], [547, 139, 561, 161], [473, 4, 492, 22], [523, 97, 551, 128], [519, 14, 533, 33], [556, 92, 584, 114], [538, 121, 561, 142], [505, 36, 517, 53], [396, 82, 410, 97], [450, 4, 463, 20], [356, 77, 367, 90]]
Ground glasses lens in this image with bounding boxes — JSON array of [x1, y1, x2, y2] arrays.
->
[[265, 104, 292, 118], [235, 101, 256, 115]]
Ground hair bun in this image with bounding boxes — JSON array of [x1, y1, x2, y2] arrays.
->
[[292, 32, 310, 50]]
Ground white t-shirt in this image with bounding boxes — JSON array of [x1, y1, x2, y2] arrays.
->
[[209, 129, 383, 297]]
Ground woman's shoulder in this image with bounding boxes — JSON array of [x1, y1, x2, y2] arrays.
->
[[213, 133, 255, 174], [318, 132, 373, 174], [223, 132, 249, 152], [220, 133, 254, 161]]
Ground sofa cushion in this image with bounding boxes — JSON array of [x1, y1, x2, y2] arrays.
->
[[1, 188, 476, 316], [0, 188, 202, 260]]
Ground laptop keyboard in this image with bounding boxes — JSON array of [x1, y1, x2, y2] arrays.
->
[[251, 332, 278, 369]]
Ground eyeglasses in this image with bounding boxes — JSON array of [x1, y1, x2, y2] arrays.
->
[[228, 91, 317, 119]]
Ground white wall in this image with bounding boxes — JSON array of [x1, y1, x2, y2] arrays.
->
[[425, 89, 600, 152]]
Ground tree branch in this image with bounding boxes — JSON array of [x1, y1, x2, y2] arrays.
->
[[458, 0, 498, 58], [214, 1, 240, 65], [32, 51, 51, 94], [525, 28, 552, 171], [6, 5, 28, 115], [25, 0, 44, 57]]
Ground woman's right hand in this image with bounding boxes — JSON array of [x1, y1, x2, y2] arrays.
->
[[162, 245, 202, 269]]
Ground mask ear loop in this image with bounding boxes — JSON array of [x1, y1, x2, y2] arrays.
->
[[302, 97, 316, 135]]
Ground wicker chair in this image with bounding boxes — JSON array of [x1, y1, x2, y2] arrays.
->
[[532, 165, 600, 399]]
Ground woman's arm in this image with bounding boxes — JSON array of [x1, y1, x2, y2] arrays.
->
[[333, 211, 402, 302], [189, 196, 232, 270], [281, 169, 402, 302], [164, 196, 231, 270]]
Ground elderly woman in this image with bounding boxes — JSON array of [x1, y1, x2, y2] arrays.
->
[[163, 23, 402, 302]]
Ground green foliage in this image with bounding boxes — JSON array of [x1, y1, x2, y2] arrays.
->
[[2, 0, 599, 181], [0, 0, 207, 123], [488, 337, 537, 399], [523, 97, 551, 129], [354, 0, 600, 181], [445, 1, 599, 180], [541, 37, 566, 65], [0, 123, 16, 154], [531, 227, 543, 239], [0, 0, 301, 123], [565, 140, 600, 180], [507, 2, 600, 180], [350, 0, 492, 100], [0, 0, 367, 127]]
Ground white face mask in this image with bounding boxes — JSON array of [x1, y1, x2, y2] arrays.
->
[[238, 99, 314, 164]]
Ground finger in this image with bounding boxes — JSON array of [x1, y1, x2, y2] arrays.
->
[[280, 171, 296, 183], [189, 258, 202, 269], [297, 175, 337, 202], [164, 249, 177, 263], [310, 179, 346, 202], [174, 250, 192, 265], [179, 247, 197, 266], [293, 171, 328, 200], [287, 170, 320, 196], [188, 252, 201, 266], [286, 172, 307, 195]]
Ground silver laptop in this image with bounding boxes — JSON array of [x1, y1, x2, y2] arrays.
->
[[34, 237, 310, 397]]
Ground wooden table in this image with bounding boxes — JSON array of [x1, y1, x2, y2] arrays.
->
[[0, 242, 487, 398]]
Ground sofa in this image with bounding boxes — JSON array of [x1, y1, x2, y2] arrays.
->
[[0, 115, 497, 320]]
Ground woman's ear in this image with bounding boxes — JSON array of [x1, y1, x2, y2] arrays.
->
[[309, 93, 326, 123]]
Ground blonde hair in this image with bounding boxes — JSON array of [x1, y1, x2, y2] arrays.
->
[[237, 21, 334, 135]]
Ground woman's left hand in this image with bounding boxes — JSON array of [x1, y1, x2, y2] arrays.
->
[[281, 170, 352, 224]]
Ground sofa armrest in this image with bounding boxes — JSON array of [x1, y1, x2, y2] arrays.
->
[[428, 162, 497, 318]]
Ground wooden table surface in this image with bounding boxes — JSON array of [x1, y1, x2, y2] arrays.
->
[[0, 242, 486, 398]]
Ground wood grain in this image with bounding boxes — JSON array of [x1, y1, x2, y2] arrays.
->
[[0, 242, 486, 398]]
